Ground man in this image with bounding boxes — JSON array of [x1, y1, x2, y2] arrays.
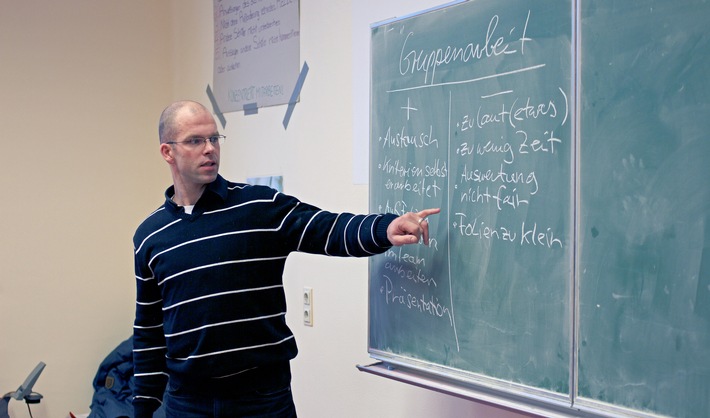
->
[[132, 100, 439, 417]]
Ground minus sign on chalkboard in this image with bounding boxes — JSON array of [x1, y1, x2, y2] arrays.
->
[[481, 90, 513, 99]]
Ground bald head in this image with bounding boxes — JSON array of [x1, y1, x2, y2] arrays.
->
[[158, 100, 211, 144]]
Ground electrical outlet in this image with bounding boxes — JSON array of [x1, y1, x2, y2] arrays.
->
[[303, 287, 312, 306], [303, 307, 313, 327], [303, 287, 313, 326]]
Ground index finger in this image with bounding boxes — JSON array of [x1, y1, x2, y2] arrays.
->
[[416, 208, 440, 246], [416, 208, 441, 222]]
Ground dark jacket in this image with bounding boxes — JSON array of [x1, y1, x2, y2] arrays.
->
[[88, 337, 164, 418]]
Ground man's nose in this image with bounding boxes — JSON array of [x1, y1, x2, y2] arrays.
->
[[203, 140, 216, 152]]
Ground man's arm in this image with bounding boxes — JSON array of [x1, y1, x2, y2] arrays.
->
[[274, 190, 440, 256], [132, 254, 169, 418]]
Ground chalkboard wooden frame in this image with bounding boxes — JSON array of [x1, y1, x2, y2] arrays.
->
[[364, 0, 710, 417]]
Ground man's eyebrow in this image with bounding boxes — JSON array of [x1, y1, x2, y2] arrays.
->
[[185, 133, 220, 138]]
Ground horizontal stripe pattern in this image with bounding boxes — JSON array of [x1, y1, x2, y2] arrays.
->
[[131, 176, 394, 415]]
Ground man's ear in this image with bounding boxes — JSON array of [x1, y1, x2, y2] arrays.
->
[[160, 143, 175, 164]]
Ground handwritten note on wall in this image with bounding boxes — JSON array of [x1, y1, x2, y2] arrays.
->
[[213, 0, 300, 112]]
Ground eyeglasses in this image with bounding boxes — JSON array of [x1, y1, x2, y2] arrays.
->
[[165, 135, 226, 148]]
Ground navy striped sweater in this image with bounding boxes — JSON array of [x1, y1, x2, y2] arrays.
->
[[132, 175, 395, 416]]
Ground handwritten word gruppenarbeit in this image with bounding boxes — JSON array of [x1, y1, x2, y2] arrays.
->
[[398, 11, 532, 85]]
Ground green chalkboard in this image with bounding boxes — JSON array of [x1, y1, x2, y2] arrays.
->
[[367, 1, 710, 417], [578, 0, 710, 417], [368, 0, 574, 401]]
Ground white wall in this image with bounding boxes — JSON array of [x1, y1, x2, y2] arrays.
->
[[0, 0, 531, 417]]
